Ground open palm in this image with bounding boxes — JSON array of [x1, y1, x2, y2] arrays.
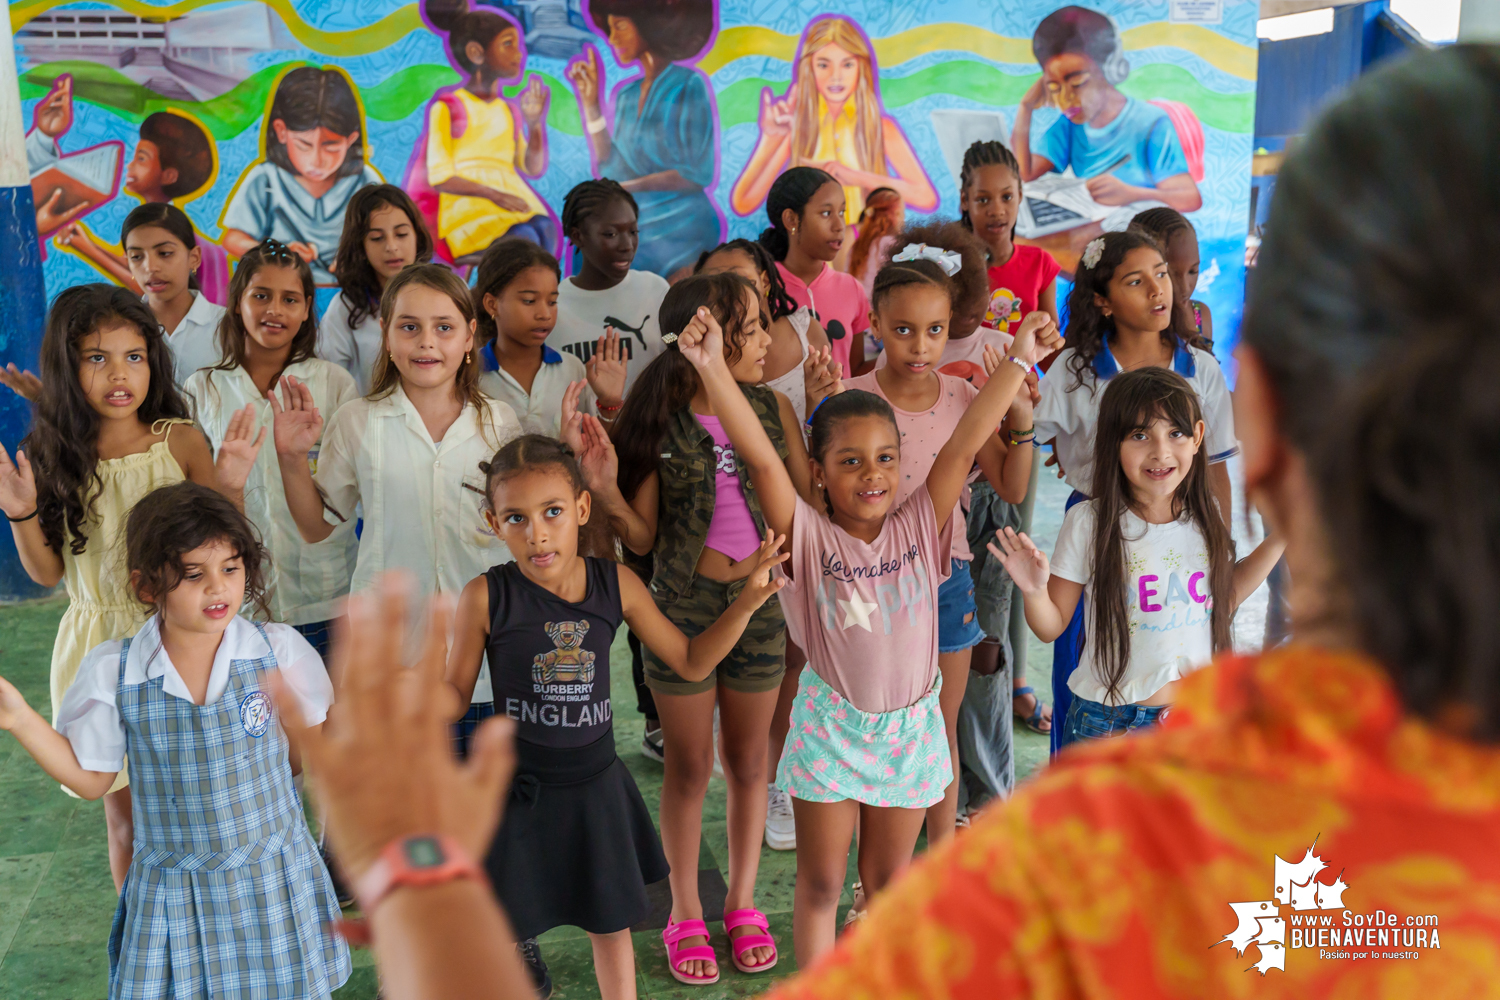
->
[[0, 444, 39, 519], [270, 376, 323, 457], [215, 404, 267, 494], [576, 414, 618, 494], [987, 527, 1051, 594]]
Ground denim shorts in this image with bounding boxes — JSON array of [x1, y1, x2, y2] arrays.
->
[[1060, 695, 1168, 748], [937, 557, 985, 653]]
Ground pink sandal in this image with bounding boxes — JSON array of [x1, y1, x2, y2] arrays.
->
[[662, 917, 720, 986], [724, 908, 779, 974]]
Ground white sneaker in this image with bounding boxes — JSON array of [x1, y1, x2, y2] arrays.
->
[[764, 784, 796, 850]]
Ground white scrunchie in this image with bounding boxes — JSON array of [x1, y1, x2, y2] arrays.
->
[[891, 242, 963, 276]]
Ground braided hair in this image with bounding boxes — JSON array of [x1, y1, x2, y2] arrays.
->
[[959, 139, 1023, 237], [694, 238, 799, 320], [561, 178, 638, 241]]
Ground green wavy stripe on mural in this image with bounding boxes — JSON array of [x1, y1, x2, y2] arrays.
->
[[719, 61, 1251, 135], [19, 61, 583, 138]]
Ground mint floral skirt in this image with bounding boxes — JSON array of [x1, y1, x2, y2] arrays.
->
[[776, 668, 951, 808]]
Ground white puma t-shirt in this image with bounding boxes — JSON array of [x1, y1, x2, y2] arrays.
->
[[547, 270, 669, 396]]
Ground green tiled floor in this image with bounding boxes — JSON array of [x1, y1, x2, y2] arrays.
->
[[0, 595, 1055, 1000]]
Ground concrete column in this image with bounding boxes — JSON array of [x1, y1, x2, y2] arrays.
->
[[0, 13, 52, 601], [1460, 0, 1500, 40]]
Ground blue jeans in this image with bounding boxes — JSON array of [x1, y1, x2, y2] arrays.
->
[[1060, 695, 1168, 747], [937, 557, 985, 653]]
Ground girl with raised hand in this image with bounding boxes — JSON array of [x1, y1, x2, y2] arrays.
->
[[847, 245, 1039, 843], [320, 184, 434, 394], [0, 482, 350, 999], [474, 238, 625, 437], [760, 167, 871, 377], [1033, 229, 1236, 753], [274, 263, 521, 743], [187, 241, 358, 657], [674, 267, 1059, 966], [995, 367, 1281, 745], [445, 434, 786, 997], [588, 273, 817, 984], [0, 284, 259, 890], [694, 237, 839, 427]]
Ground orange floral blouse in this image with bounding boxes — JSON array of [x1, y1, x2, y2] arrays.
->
[[769, 646, 1500, 998]]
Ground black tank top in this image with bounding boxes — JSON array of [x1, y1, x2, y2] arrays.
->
[[485, 558, 622, 749]]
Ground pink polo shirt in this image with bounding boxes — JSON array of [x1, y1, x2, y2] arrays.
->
[[776, 261, 870, 377]]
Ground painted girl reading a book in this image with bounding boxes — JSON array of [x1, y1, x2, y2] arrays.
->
[[55, 111, 231, 305], [221, 66, 381, 284], [730, 15, 936, 224], [26, 75, 121, 238], [1011, 5, 1202, 213], [408, 0, 552, 266]]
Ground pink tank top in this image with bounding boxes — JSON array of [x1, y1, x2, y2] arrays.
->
[[698, 414, 762, 563]]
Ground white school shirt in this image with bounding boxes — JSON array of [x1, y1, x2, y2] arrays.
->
[[154, 292, 226, 386], [55, 615, 333, 773], [546, 270, 668, 395], [1050, 500, 1215, 706], [185, 359, 359, 624], [478, 345, 595, 438], [1033, 341, 1238, 497], [314, 386, 522, 701], [317, 293, 384, 395]]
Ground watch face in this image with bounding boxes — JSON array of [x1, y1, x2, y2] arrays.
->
[[403, 836, 445, 869]]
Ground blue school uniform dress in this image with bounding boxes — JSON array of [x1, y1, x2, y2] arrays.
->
[[99, 618, 349, 999]]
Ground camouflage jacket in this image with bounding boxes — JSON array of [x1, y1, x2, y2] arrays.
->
[[650, 384, 789, 603]]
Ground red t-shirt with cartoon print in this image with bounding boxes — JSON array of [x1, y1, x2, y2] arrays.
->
[[985, 244, 1061, 335]]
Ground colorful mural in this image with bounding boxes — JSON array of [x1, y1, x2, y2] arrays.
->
[[12, 0, 1258, 355]]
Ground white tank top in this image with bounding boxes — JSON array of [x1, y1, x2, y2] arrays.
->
[[762, 306, 812, 428]]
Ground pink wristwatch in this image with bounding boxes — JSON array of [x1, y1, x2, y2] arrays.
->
[[353, 834, 483, 915]]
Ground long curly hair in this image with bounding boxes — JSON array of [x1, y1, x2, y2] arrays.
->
[[333, 184, 434, 329], [1063, 229, 1175, 394], [24, 285, 191, 555]]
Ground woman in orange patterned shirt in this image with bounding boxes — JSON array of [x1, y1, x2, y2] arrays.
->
[[769, 44, 1500, 999]]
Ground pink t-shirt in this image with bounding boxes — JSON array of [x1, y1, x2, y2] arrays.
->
[[778, 488, 953, 714], [845, 372, 977, 562], [698, 414, 761, 562], [776, 261, 870, 377], [874, 324, 1015, 389]]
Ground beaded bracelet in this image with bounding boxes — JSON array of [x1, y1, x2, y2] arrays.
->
[[1008, 426, 1036, 446]]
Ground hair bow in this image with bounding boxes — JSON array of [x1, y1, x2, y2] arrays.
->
[[1081, 238, 1106, 271], [891, 243, 962, 276]]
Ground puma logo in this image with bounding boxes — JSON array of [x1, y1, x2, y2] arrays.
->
[[604, 315, 651, 350]]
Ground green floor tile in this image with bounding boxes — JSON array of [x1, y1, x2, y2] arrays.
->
[[0, 943, 110, 1000], [0, 774, 79, 859], [12, 842, 119, 950], [0, 855, 51, 958]]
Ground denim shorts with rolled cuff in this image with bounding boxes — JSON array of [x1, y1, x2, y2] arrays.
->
[[937, 557, 986, 654], [1060, 695, 1168, 748]]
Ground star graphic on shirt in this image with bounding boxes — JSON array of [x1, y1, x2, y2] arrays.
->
[[838, 589, 879, 631]]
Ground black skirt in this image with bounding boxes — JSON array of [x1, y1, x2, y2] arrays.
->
[[485, 730, 669, 939]]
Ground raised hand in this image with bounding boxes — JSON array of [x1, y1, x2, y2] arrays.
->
[[269, 375, 323, 457], [0, 443, 39, 520], [0, 364, 42, 402], [674, 306, 725, 372], [585, 328, 626, 408], [758, 88, 792, 138], [519, 76, 549, 126], [987, 527, 1051, 595], [567, 46, 602, 115], [576, 413, 619, 495], [559, 379, 587, 456], [287, 242, 319, 265], [215, 403, 268, 494], [735, 529, 789, 612], [1008, 311, 1063, 368], [34, 76, 72, 137], [802, 346, 842, 417]]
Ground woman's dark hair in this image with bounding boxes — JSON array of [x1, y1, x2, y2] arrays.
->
[[848, 187, 902, 279], [473, 238, 561, 347], [694, 238, 798, 320], [334, 184, 434, 329], [265, 67, 366, 179], [561, 178, 638, 240], [1032, 5, 1129, 85], [23, 285, 191, 555], [882, 220, 987, 323], [138, 112, 214, 199], [121, 203, 201, 293], [479, 434, 586, 510], [759, 166, 837, 261], [586, 0, 715, 63], [1086, 368, 1232, 706], [424, 0, 522, 74], [1244, 46, 1500, 734], [1064, 229, 1172, 393], [806, 388, 900, 509], [126, 481, 271, 619], [1129, 207, 1211, 351], [613, 273, 761, 501], [959, 139, 1022, 239], [209, 241, 318, 378]]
